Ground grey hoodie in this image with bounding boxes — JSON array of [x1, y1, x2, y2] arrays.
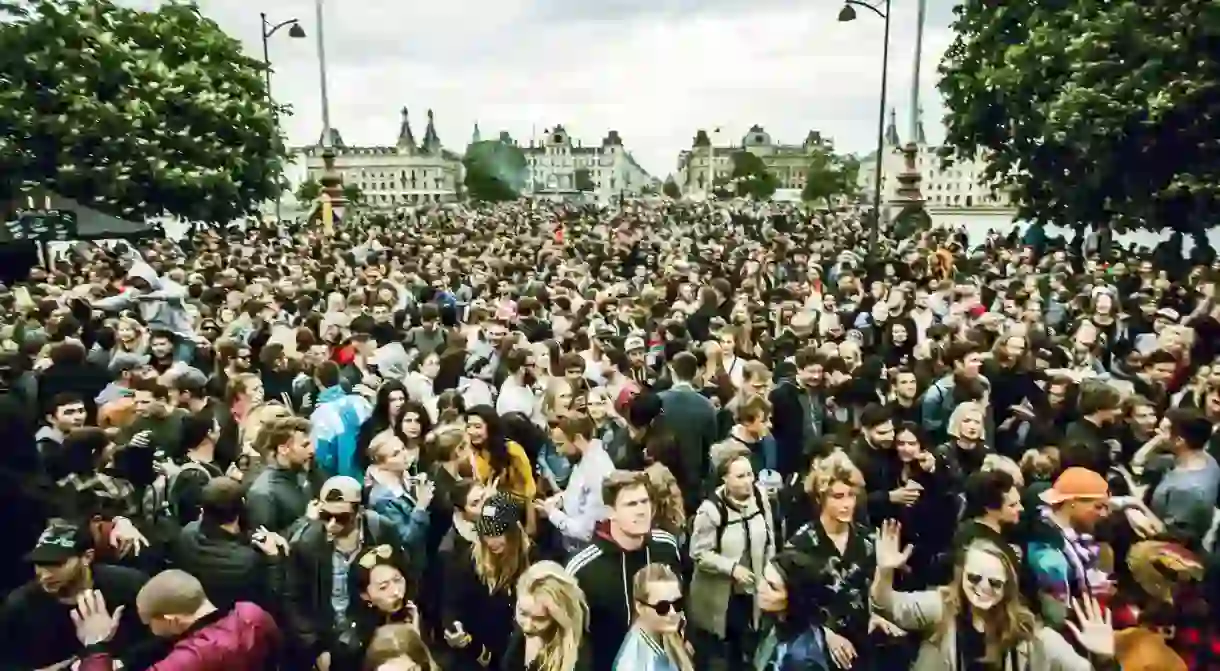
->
[[93, 261, 195, 339]]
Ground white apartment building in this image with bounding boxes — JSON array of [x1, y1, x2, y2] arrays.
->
[[674, 127, 831, 199], [298, 107, 464, 207], [858, 109, 1013, 209], [521, 126, 654, 202]]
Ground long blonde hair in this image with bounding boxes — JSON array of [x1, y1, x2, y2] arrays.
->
[[631, 564, 694, 671], [932, 539, 1035, 663], [472, 522, 531, 594], [516, 561, 589, 671], [643, 463, 685, 537]]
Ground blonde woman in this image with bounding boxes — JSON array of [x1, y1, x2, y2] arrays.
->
[[443, 491, 533, 668], [504, 560, 592, 670], [874, 526, 1113, 670], [644, 462, 687, 544], [112, 316, 149, 356], [614, 563, 695, 671], [363, 623, 439, 671], [937, 401, 992, 480], [688, 444, 775, 669]]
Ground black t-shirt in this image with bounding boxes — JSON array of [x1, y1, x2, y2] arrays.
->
[[0, 563, 150, 669]]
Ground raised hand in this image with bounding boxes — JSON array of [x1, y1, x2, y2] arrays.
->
[[876, 520, 913, 571]]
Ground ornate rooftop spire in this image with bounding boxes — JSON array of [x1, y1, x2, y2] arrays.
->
[[396, 107, 416, 153], [915, 106, 927, 145], [471, 122, 481, 145], [885, 108, 901, 146], [422, 109, 441, 153]]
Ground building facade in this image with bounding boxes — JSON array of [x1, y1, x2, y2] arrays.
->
[[298, 107, 464, 208], [857, 109, 1012, 210], [520, 125, 655, 202], [675, 126, 831, 198]]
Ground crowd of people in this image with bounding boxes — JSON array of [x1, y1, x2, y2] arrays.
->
[[0, 198, 1217, 670]]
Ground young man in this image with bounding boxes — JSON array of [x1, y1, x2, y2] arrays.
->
[[0, 520, 149, 670], [245, 416, 317, 533], [538, 414, 616, 556], [565, 470, 682, 671]]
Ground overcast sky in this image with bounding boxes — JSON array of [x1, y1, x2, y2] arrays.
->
[[121, 0, 959, 178]]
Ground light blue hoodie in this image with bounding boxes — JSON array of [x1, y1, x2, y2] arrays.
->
[[311, 385, 373, 480]]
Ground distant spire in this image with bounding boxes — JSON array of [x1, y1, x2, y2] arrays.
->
[[885, 108, 901, 146], [422, 109, 441, 153], [915, 106, 927, 145], [397, 107, 416, 152], [471, 122, 481, 145]]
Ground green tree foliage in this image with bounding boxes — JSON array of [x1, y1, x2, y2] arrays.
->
[[661, 178, 681, 199], [463, 140, 527, 202], [574, 168, 594, 192], [801, 147, 860, 208], [939, 2, 1220, 232], [0, 0, 289, 224], [341, 183, 363, 205], [296, 178, 321, 204], [729, 151, 779, 200]]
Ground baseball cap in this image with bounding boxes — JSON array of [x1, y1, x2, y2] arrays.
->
[[109, 352, 150, 374], [1039, 467, 1109, 505], [474, 492, 523, 537], [171, 366, 210, 393], [1155, 308, 1180, 322], [320, 476, 363, 505], [624, 336, 646, 352], [26, 520, 91, 564]]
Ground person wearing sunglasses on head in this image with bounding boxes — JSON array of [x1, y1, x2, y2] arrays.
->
[[872, 522, 1114, 671], [331, 545, 421, 671], [281, 476, 411, 671], [613, 563, 694, 671]]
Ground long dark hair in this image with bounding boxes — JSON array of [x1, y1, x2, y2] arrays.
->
[[466, 405, 510, 478]]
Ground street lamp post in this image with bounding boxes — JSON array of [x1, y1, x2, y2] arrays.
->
[[260, 13, 305, 223], [839, 0, 891, 256]]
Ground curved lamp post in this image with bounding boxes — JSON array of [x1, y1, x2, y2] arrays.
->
[[839, 0, 890, 255], [261, 14, 306, 223]]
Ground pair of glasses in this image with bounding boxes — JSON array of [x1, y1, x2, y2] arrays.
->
[[966, 572, 1006, 592], [358, 544, 393, 569], [638, 596, 685, 616], [319, 510, 354, 526]]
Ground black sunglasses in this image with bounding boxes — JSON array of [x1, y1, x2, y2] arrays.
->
[[319, 510, 354, 526], [638, 596, 685, 616], [966, 572, 1005, 592]]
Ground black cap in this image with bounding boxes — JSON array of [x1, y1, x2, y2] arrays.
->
[[26, 520, 90, 564], [474, 492, 522, 537]]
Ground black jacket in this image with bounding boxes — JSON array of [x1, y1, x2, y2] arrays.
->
[[171, 519, 286, 615], [245, 463, 322, 534], [282, 511, 406, 660], [564, 527, 682, 671], [501, 625, 594, 671]]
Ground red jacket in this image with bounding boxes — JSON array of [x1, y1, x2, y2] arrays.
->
[[81, 602, 280, 671]]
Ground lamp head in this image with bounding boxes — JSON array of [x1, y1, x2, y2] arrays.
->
[[838, 4, 857, 21], [288, 22, 306, 38]]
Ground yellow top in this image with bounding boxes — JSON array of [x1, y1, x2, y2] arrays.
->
[[474, 439, 537, 500]]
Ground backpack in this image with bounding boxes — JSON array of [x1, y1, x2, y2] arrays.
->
[[709, 486, 773, 554], [141, 461, 212, 524]]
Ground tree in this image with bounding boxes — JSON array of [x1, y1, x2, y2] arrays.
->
[[341, 183, 364, 206], [573, 168, 594, 192], [0, 0, 289, 225], [295, 178, 321, 204], [801, 147, 860, 208], [463, 140, 527, 202], [728, 151, 779, 200], [939, 1, 1220, 233], [662, 177, 681, 199]]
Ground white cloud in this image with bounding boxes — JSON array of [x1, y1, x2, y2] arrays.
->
[[121, 0, 956, 178]]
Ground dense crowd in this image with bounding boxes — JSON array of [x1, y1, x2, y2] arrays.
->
[[0, 198, 1217, 670]]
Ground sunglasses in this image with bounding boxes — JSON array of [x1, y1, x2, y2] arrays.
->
[[966, 572, 1006, 592], [319, 510, 354, 526], [358, 544, 393, 569], [638, 596, 685, 616]]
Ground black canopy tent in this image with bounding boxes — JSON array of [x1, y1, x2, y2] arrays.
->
[[0, 193, 164, 283]]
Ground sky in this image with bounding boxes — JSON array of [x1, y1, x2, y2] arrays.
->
[[119, 0, 960, 179]]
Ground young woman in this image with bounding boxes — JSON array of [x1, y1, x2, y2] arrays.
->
[[363, 623, 439, 671], [366, 431, 434, 576], [613, 563, 695, 671], [752, 550, 834, 670], [443, 491, 534, 668], [334, 546, 420, 671], [467, 405, 537, 510], [392, 400, 432, 476], [873, 524, 1114, 670], [405, 351, 441, 422], [643, 463, 687, 545], [688, 444, 775, 669], [357, 381, 408, 470], [938, 401, 992, 482], [503, 560, 592, 671]]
